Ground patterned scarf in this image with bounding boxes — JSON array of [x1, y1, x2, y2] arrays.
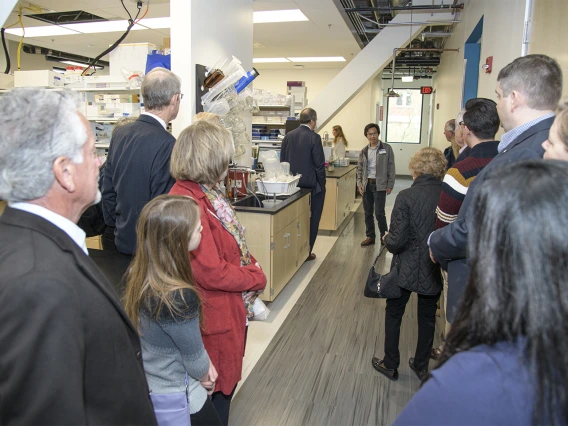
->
[[201, 185, 258, 318]]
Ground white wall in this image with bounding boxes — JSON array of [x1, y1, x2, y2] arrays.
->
[[529, 0, 568, 103], [171, 0, 253, 136], [431, 0, 527, 152]]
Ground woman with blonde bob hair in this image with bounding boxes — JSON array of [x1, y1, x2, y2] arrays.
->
[[169, 120, 266, 426], [372, 147, 445, 382], [124, 194, 222, 425]]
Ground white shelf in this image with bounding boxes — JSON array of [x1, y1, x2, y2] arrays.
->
[[70, 87, 139, 92], [258, 104, 291, 108], [252, 121, 286, 126]]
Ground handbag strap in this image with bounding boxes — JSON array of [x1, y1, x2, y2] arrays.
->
[[372, 245, 388, 267]]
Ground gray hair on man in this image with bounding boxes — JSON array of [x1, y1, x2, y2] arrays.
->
[[498, 54, 563, 111], [299, 107, 317, 124], [0, 88, 86, 203], [141, 67, 182, 111], [445, 119, 456, 133]]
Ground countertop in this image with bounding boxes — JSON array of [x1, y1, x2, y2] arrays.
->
[[326, 164, 357, 179], [232, 188, 311, 215]]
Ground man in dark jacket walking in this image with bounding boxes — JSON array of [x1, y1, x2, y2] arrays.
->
[[429, 54, 563, 323], [281, 107, 326, 261], [357, 123, 396, 247]]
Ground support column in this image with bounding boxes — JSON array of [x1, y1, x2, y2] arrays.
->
[[170, 0, 253, 138]]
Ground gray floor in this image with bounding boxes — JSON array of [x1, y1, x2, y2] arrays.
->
[[230, 177, 443, 426]]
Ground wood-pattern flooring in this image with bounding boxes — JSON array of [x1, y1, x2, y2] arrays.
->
[[230, 177, 444, 426]]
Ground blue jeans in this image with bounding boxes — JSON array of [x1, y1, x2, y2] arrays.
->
[[363, 183, 388, 239]]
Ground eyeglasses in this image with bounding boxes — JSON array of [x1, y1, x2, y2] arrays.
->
[[459, 121, 464, 127], [178, 93, 184, 100], [367, 132, 379, 137]]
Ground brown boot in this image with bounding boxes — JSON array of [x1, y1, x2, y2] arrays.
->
[[361, 237, 375, 247]]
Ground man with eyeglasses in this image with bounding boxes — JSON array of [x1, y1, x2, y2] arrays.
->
[[102, 67, 182, 255], [357, 123, 396, 247]]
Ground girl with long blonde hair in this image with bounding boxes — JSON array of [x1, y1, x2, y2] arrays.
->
[[124, 194, 221, 426], [332, 125, 348, 159]]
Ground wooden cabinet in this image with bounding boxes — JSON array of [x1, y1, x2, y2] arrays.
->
[[236, 192, 310, 301], [320, 167, 357, 231]]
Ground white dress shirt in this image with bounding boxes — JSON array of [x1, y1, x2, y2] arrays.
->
[[10, 202, 88, 255]]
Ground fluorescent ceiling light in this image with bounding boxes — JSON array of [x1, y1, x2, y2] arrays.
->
[[254, 9, 308, 24], [5, 26, 79, 37], [253, 58, 290, 63], [138, 17, 171, 29], [61, 20, 147, 34], [287, 57, 346, 63], [3, 17, 170, 38], [401, 76, 414, 82]]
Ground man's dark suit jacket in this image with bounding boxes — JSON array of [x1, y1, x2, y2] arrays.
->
[[0, 207, 157, 425], [430, 116, 554, 322], [102, 114, 175, 254], [280, 124, 326, 191]]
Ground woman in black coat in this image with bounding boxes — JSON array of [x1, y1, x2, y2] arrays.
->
[[372, 148, 446, 381]]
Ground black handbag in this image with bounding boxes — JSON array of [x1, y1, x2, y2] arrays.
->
[[364, 246, 402, 299]]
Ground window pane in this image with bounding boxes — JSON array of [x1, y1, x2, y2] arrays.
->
[[385, 89, 423, 144]]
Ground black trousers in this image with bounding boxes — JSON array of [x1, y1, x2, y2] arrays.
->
[[211, 385, 237, 426], [309, 189, 325, 252], [191, 397, 223, 426], [362, 184, 388, 239], [383, 287, 440, 371], [101, 226, 118, 251]]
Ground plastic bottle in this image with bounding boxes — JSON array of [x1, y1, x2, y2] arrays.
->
[[234, 68, 259, 94]]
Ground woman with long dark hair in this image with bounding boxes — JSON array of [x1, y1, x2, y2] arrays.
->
[[124, 195, 222, 426], [394, 160, 568, 425]]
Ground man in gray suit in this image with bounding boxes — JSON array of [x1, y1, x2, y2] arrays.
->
[[429, 54, 562, 323], [0, 89, 157, 425], [281, 107, 326, 260]]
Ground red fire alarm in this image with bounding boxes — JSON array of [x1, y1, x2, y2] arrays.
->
[[482, 56, 493, 74]]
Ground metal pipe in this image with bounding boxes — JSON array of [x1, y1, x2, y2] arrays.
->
[[388, 48, 459, 96], [522, 0, 534, 56], [346, 4, 463, 12], [361, 20, 460, 30]]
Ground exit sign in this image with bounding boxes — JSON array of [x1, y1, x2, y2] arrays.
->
[[421, 86, 434, 95]]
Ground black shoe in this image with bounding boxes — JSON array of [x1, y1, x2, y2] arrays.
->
[[409, 358, 428, 381], [372, 357, 399, 381]]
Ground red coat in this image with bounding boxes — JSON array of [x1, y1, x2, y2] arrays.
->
[[169, 180, 267, 395]]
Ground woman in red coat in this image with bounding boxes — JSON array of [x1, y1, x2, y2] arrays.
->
[[169, 121, 267, 425]]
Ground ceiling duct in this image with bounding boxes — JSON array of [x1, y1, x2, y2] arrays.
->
[[22, 45, 109, 69]]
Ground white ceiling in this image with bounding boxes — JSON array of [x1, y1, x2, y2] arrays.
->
[[3, 0, 360, 70]]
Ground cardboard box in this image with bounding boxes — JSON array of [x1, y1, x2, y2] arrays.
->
[[14, 70, 63, 88]]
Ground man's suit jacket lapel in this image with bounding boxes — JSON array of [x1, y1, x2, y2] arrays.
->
[[1, 208, 138, 335]]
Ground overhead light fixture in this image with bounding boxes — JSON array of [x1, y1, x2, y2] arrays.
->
[[293, 65, 304, 70], [402, 76, 414, 82], [5, 26, 79, 37], [385, 89, 401, 98], [287, 57, 346, 62], [253, 58, 290, 63], [253, 9, 309, 24], [4, 17, 171, 38]]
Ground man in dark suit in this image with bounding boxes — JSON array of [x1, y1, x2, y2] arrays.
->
[[429, 54, 563, 323], [281, 107, 326, 261], [0, 89, 157, 425], [102, 67, 181, 254]]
